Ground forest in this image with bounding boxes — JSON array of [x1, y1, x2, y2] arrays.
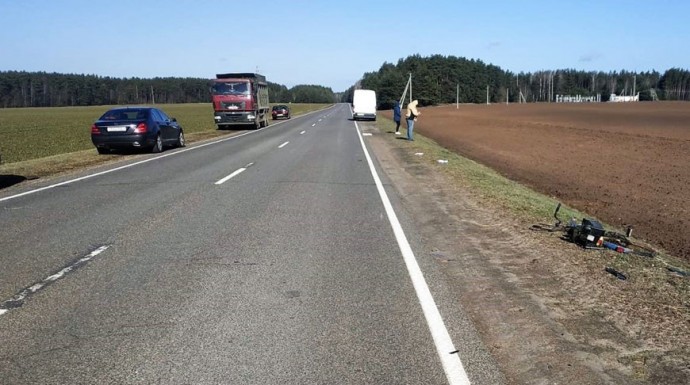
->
[[0, 71, 337, 108], [2, 54, 690, 109], [342, 54, 690, 108]]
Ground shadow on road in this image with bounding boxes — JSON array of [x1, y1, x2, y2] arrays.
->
[[0, 175, 28, 190]]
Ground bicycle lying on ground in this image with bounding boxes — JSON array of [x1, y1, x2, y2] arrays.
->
[[530, 203, 656, 258]]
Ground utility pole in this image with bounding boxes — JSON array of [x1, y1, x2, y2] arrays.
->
[[456, 83, 459, 109], [487, 85, 489, 104], [399, 73, 412, 107], [409, 73, 412, 102], [151, 85, 155, 104], [516, 74, 519, 103]]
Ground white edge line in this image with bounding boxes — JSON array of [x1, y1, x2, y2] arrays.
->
[[0, 309, 7, 316], [278, 141, 290, 149], [0, 106, 338, 204], [352, 112, 471, 384], [215, 168, 246, 185]]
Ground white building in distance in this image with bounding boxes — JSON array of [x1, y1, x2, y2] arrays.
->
[[609, 93, 640, 102]]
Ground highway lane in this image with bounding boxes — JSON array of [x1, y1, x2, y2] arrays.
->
[[0, 104, 501, 384]]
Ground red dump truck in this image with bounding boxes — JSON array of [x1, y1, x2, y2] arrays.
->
[[210, 73, 270, 129]]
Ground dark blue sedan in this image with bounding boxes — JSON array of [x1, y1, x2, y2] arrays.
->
[[91, 107, 185, 154]]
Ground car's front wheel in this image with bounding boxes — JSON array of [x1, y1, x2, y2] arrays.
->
[[176, 130, 185, 148]]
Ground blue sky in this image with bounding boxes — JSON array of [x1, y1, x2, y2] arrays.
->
[[1, 0, 688, 91]]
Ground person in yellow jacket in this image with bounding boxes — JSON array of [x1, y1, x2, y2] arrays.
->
[[405, 100, 420, 141]]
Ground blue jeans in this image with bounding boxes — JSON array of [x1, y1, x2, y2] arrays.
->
[[406, 118, 415, 140]]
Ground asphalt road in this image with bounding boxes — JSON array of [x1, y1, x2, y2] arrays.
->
[[0, 104, 502, 384]]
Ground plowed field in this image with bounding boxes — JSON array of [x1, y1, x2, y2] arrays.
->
[[402, 102, 690, 261]]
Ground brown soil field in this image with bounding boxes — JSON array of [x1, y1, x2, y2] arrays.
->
[[402, 102, 690, 262], [363, 112, 689, 383]]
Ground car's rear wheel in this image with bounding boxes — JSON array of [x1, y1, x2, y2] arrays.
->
[[96, 147, 109, 155], [176, 130, 185, 147], [152, 134, 163, 153]]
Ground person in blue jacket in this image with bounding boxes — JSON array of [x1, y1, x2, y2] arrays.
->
[[393, 101, 402, 134]]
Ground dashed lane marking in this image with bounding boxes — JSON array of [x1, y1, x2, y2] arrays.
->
[[0, 245, 110, 316], [215, 163, 253, 185]]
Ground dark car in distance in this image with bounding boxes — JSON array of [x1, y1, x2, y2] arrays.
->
[[271, 105, 291, 120], [91, 107, 185, 154]]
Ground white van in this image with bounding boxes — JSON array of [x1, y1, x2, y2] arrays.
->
[[352, 89, 377, 121]]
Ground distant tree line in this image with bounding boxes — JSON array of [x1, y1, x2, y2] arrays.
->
[[342, 54, 690, 108], [0, 71, 337, 108], [289, 85, 337, 104]]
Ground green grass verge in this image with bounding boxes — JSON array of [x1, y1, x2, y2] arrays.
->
[[0, 103, 329, 177]]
